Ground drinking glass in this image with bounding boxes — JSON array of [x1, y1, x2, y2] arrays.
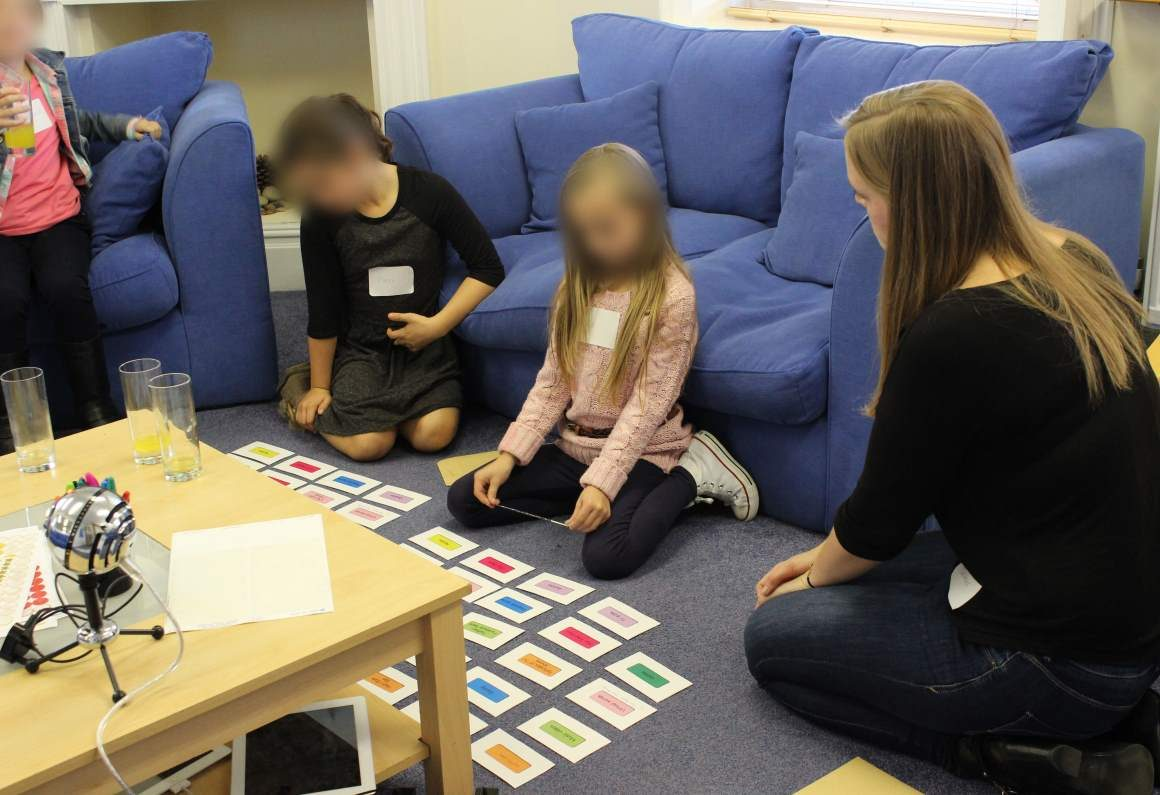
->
[[1, 73, 36, 156], [148, 373, 201, 482], [1, 367, 55, 473], [118, 358, 162, 465]]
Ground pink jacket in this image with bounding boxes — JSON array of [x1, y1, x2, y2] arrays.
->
[[500, 267, 697, 500]]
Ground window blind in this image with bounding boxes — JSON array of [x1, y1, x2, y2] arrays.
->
[[732, 1, 1039, 30]]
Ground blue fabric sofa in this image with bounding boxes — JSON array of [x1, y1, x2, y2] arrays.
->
[[28, 33, 277, 419], [386, 14, 1144, 531]]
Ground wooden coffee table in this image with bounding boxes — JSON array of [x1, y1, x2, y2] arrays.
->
[[0, 422, 473, 794]]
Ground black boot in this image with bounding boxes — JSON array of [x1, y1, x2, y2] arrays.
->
[[59, 337, 120, 429], [953, 735, 1154, 794], [1104, 690, 1160, 787], [0, 350, 28, 455]]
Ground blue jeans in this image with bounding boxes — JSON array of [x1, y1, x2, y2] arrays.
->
[[743, 533, 1160, 770]]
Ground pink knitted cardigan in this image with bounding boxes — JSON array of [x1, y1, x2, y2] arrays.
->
[[499, 267, 697, 500]]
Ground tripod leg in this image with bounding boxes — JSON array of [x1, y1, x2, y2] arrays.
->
[[121, 626, 165, 640], [24, 640, 81, 673], [99, 644, 126, 703]]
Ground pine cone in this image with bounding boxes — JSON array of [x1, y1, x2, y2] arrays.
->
[[256, 154, 276, 192]]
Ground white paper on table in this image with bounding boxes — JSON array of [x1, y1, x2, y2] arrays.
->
[[166, 515, 334, 632], [0, 527, 41, 637], [19, 534, 61, 629]]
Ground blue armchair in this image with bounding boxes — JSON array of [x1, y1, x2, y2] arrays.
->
[[28, 33, 277, 419]]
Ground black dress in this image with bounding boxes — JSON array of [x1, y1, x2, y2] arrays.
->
[[299, 166, 504, 436]]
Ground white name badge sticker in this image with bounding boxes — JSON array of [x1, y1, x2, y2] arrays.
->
[[586, 307, 621, 349], [948, 563, 982, 610], [368, 266, 415, 297], [31, 98, 52, 134]]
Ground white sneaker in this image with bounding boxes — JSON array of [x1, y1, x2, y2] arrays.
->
[[678, 430, 759, 521]]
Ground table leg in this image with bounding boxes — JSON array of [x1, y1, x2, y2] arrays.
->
[[416, 601, 473, 794]]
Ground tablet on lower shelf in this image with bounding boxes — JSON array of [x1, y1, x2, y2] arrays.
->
[[230, 697, 375, 795]]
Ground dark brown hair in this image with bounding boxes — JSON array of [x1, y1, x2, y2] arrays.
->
[[275, 94, 393, 171]]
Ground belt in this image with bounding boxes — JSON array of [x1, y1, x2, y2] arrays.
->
[[565, 422, 612, 439]]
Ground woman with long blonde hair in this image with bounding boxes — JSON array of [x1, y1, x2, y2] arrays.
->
[[745, 81, 1160, 793], [448, 143, 757, 579]]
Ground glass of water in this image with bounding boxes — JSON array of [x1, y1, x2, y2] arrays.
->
[[119, 358, 162, 465], [148, 373, 201, 482], [1, 366, 55, 473]]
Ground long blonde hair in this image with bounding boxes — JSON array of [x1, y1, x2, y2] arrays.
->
[[842, 80, 1144, 416], [552, 143, 687, 398]]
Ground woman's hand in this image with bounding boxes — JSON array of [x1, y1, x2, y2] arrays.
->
[[0, 87, 30, 130], [755, 545, 820, 608], [387, 312, 449, 352], [295, 387, 332, 432], [568, 486, 611, 533], [473, 452, 517, 508], [129, 117, 163, 141]]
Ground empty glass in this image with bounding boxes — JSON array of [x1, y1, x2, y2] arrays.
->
[[1, 367, 55, 473], [148, 373, 200, 482], [119, 358, 162, 465]]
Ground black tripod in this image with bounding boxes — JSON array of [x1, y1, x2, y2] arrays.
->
[[25, 570, 164, 702]]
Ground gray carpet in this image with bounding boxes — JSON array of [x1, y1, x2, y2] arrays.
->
[[194, 292, 991, 794]]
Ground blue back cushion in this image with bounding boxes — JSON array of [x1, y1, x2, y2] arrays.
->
[[572, 14, 812, 224], [782, 35, 1112, 200], [515, 81, 667, 232], [763, 132, 863, 286], [87, 107, 170, 254], [65, 32, 212, 163]]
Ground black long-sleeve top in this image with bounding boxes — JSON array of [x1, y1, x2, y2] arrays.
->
[[300, 166, 504, 347], [835, 266, 1160, 664]]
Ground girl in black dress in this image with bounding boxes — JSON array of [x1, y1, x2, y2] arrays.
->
[[275, 95, 504, 461]]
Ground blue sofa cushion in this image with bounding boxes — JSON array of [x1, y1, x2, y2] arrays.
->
[[688, 230, 830, 425], [451, 208, 766, 351], [572, 14, 811, 224], [515, 81, 667, 232], [87, 107, 170, 254], [782, 35, 1112, 199], [90, 233, 179, 332], [65, 32, 212, 163], [763, 132, 863, 286]]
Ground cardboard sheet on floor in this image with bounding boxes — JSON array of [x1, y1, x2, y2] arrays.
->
[[795, 758, 920, 794], [437, 450, 500, 485]]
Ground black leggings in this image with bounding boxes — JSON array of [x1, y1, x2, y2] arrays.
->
[[0, 214, 98, 354], [447, 444, 696, 580]]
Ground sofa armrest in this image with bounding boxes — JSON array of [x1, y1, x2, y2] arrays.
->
[[386, 74, 583, 238], [824, 126, 1146, 529], [162, 80, 277, 407]]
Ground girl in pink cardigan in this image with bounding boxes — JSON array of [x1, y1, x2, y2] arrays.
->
[[447, 143, 758, 579]]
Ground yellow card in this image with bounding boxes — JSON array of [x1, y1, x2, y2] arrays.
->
[[795, 758, 920, 794], [437, 450, 499, 486], [1148, 337, 1159, 379]]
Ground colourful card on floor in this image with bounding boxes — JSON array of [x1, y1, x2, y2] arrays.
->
[[400, 544, 445, 567], [316, 469, 381, 496], [437, 450, 499, 485], [228, 453, 265, 471], [358, 665, 417, 705], [538, 617, 621, 662], [578, 596, 658, 640], [335, 500, 398, 530], [462, 610, 523, 650], [233, 441, 293, 464], [565, 677, 656, 731], [266, 471, 306, 489], [401, 700, 488, 735], [471, 728, 553, 788], [495, 641, 582, 690], [605, 651, 690, 702], [409, 526, 478, 560], [795, 758, 920, 794], [448, 566, 501, 603], [517, 707, 610, 763], [365, 484, 430, 512], [516, 572, 594, 605], [295, 484, 349, 510], [460, 548, 534, 583], [273, 454, 337, 480], [465, 666, 531, 716], [475, 588, 551, 624]]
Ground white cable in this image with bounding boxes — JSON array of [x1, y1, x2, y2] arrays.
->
[[95, 558, 185, 794]]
